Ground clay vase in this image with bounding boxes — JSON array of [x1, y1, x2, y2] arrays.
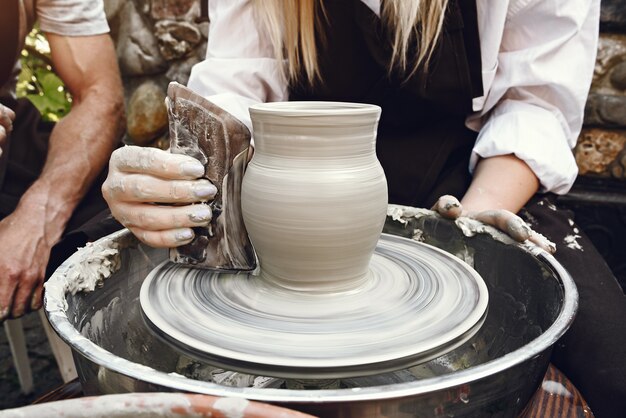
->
[[242, 102, 387, 292]]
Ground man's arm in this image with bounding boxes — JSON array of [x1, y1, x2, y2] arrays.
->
[[0, 34, 124, 320], [29, 33, 124, 223]]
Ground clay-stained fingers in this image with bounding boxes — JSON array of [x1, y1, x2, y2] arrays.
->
[[0, 104, 15, 131], [432, 195, 464, 219], [467, 210, 556, 254], [128, 226, 195, 248], [31, 286, 44, 311], [109, 146, 206, 180], [0, 107, 14, 149], [0, 125, 7, 147], [112, 202, 212, 230], [528, 231, 557, 254], [0, 281, 18, 322], [431, 196, 557, 253], [11, 274, 42, 318], [103, 173, 217, 204], [469, 210, 532, 242]]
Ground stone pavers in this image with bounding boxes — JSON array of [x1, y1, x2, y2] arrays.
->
[[0, 312, 63, 410]]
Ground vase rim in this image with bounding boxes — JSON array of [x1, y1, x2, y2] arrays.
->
[[249, 101, 381, 117]]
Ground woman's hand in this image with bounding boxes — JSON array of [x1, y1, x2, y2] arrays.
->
[[102, 146, 217, 248], [432, 195, 556, 253], [434, 155, 555, 253]]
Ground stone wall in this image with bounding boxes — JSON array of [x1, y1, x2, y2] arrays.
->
[[575, 2, 626, 181], [104, 0, 207, 148], [564, 1, 626, 293]]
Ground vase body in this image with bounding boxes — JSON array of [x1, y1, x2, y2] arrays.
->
[[242, 102, 387, 291]]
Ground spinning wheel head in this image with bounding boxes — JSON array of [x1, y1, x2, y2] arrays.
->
[[140, 234, 488, 379]]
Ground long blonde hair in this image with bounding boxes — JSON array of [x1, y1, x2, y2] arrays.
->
[[255, 0, 449, 84]]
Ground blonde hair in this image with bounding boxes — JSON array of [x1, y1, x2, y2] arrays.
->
[[255, 0, 449, 84]]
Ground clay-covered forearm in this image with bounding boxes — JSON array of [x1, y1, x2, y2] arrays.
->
[[461, 154, 540, 215]]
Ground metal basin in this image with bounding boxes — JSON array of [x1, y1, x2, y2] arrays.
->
[[44, 208, 577, 417]]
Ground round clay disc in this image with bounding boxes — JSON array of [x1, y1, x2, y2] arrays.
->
[[140, 234, 488, 378]]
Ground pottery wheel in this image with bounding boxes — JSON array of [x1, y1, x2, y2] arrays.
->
[[140, 234, 488, 379]]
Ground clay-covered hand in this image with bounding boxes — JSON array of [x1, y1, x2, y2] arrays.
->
[[0, 103, 16, 153], [432, 195, 556, 254], [102, 146, 217, 248], [0, 206, 52, 321]]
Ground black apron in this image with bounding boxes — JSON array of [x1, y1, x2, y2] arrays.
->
[[291, 2, 626, 416], [289, 0, 483, 207]]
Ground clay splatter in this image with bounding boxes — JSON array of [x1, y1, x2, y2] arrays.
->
[[542, 380, 573, 398], [564, 234, 584, 251]]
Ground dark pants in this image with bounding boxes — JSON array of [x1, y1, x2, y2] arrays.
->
[[520, 196, 626, 418], [0, 97, 121, 277], [380, 120, 626, 418]]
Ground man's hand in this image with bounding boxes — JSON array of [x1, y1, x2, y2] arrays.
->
[[0, 33, 124, 323], [432, 195, 556, 253], [0, 103, 16, 153], [0, 201, 54, 321], [103, 146, 217, 248]]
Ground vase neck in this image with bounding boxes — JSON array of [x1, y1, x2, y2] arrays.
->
[[252, 121, 379, 159]]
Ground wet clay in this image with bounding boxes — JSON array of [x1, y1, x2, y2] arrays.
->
[[140, 234, 489, 379], [388, 204, 556, 254], [44, 239, 122, 312], [167, 82, 256, 271], [242, 102, 388, 292]]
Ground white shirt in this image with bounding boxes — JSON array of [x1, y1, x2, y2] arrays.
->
[[188, 0, 600, 194]]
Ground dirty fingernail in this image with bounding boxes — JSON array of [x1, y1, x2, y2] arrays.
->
[[13, 306, 24, 318], [194, 183, 217, 199], [532, 232, 557, 254], [189, 206, 212, 223], [176, 229, 194, 242], [181, 161, 205, 177], [508, 219, 531, 241], [519, 222, 532, 240], [31, 294, 42, 311]]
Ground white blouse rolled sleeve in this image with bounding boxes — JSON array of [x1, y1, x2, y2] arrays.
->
[[187, 0, 288, 132], [468, 0, 600, 194]]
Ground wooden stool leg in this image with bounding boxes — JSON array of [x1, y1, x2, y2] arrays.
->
[[4, 318, 34, 394], [39, 310, 78, 383]]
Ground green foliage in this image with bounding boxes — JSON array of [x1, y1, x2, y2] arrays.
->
[[16, 27, 71, 122]]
